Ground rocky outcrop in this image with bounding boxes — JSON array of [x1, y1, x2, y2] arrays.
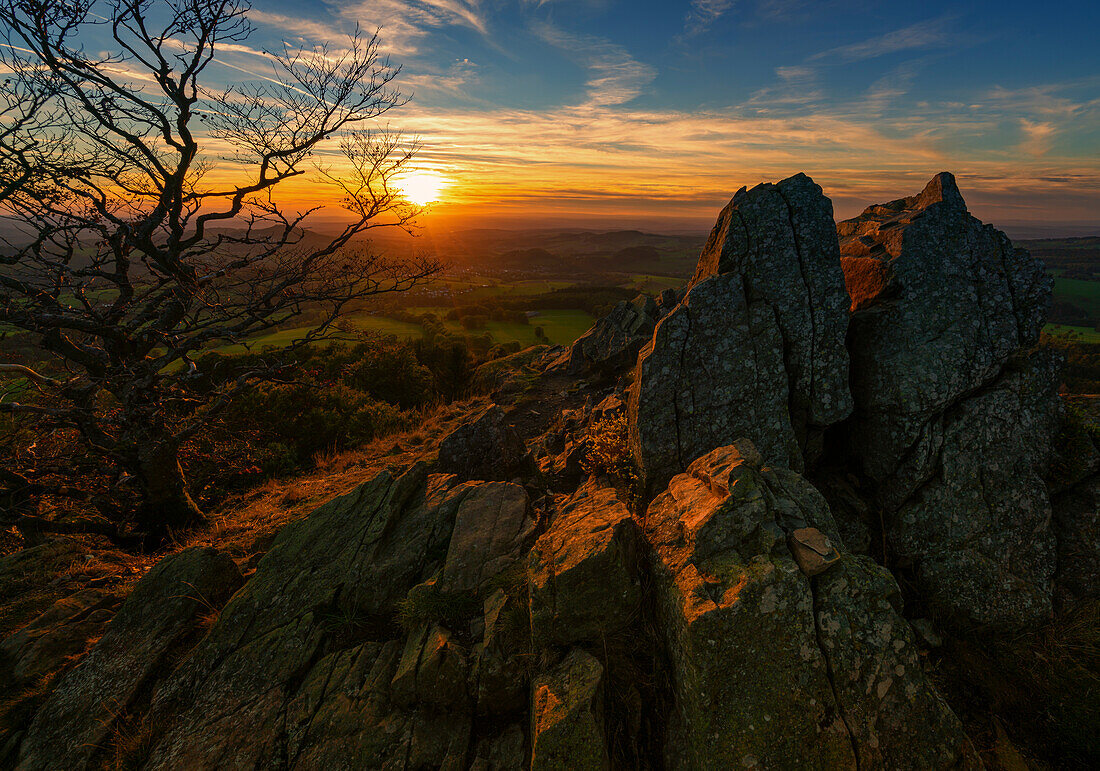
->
[[0, 587, 117, 693], [438, 404, 527, 481], [5, 170, 1090, 769], [644, 442, 975, 769], [566, 294, 659, 379], [140, 466, 463, 767], [70, 467, 538, 770], [0, 448, 985, 769], [839, 173, 1060, 628], [631, 173, 852, 488], [437, 481, 533, 596], [16, 548, 242, 770]]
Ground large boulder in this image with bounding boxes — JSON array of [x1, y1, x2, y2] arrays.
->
[[17, 547, 243, 770], [839, 173, 1060, 628], [528, 479, 642, 647], [644, 442, 975, 770], [630, 173, 851, 488], [438, 405, 527, 481], [840, 171, 1051, 488]]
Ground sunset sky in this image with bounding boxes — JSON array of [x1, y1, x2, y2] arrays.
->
[[223, 1, 1098, 232]]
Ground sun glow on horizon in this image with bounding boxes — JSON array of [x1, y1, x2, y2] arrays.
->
[[399, 171, 449, 206]]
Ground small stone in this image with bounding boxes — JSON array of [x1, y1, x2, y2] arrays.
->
[[788, 527, 840, 577]]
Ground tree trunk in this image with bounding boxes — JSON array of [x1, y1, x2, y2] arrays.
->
[[136, 443, 207, 543]]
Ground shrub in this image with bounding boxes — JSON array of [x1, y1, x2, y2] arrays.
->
[[580, 414, 638, 487]]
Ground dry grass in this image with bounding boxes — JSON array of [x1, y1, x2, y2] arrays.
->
[[0, 398, 486, 648], [173, 398, 486, 568]]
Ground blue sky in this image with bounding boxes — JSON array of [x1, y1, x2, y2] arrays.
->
[[175, 1, 1100, 228]]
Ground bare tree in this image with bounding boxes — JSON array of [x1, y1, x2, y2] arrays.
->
[[0, 0, 441, 543]]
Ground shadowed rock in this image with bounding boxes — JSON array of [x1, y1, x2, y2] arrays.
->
[[438, 405, 527, 481], [17, 547, 243, 770], [839, 172, 1060, 628], [631, 173, 851, 488], [0, 587, 117, 691], [141, 466, 465, 768], [567, 294, 660, 379], [528, 479, 642, 647], [1051, 476, 1100, 604], [530, 649, 608, 771], [438, 481, 534, 597]]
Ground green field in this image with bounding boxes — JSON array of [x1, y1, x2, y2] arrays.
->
[[215, 308, 595, 354], [1044, 323, 1100, 343], [1054, 276, 1100, 318]]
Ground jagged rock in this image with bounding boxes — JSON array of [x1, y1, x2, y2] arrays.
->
[[591, 393, 624, 421], [528, 479, 642, 647], [567, 294, 659, 378], [839, 173, 1060, 628], [656, 286, 684, 314], [437, 481, 533, 597], [471, 345, 550, 397], [438, 405, 527, 481], [530, 649, 608, 771], [1051, 476, 1100, 603], [645, 442, 974, 769], [17, 547, 242, 770], [141, 466, 465, 767], [631, 173, 851, 488], [840, 172, 1052, 489], [281, 640, 409, 766]]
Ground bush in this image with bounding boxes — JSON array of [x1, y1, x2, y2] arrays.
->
[[226, 382, 406, 472], [580, 414, 638, 487]]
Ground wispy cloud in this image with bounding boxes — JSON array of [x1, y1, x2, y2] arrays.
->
[[683, 1, 737, 37], [533, 22, 656, 106], [809, 17, 956, 63], [326, 1, 488, 56], [862, 60, 922, 112], [1018, 119, 1057, 157], [247, 10, 344, 43], [775, 65, 816, 84]]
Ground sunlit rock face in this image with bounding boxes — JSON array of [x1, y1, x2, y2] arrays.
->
[[630, 173, 852, 490], [644, 442, 976, 770], [838, 172, 1061, 629]]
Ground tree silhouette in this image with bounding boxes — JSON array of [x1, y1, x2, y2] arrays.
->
[[0, 0, 440, 544]]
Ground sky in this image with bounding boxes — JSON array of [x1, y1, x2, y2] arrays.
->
[[93, 1, 1100, 232]]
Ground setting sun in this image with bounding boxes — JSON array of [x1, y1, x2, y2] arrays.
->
[[399, 171, 448, 206]]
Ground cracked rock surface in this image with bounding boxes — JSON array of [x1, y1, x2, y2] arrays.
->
[[643, 442, 975, 770], [839, 172, 1061, 629], [631, 173, 851, 489]]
